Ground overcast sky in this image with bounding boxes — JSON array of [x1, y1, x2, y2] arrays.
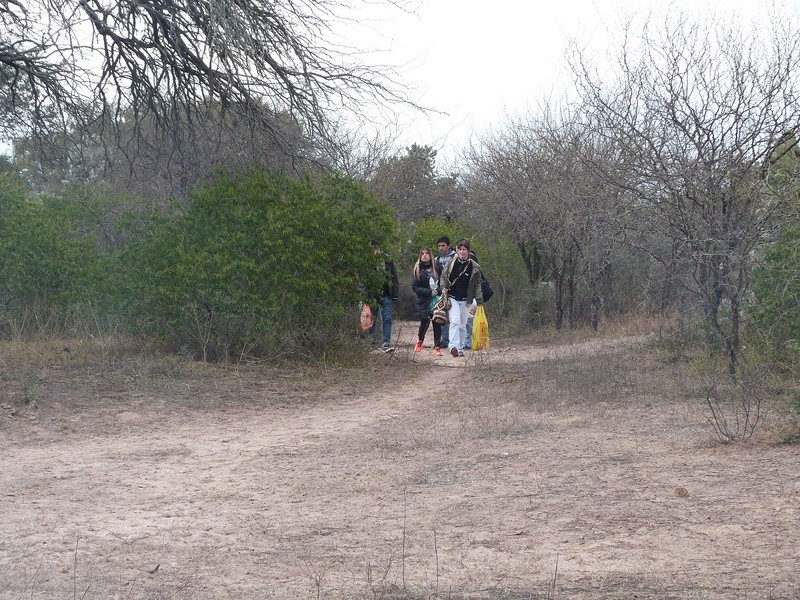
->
[[347, 0, 799, 165]]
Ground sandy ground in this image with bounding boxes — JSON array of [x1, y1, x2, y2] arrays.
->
[[1, 322, 799, 599]]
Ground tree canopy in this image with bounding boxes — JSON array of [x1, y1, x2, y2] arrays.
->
[[0, 0, 410, 160]]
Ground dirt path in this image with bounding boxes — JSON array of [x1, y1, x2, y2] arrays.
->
[[1, 323, 798, 599]]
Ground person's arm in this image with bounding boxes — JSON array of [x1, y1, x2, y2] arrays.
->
[[411, 273, 432, 298], [471, 264, 484, 309], [439, 262, 449, 295], [389, 262, 399, 300]]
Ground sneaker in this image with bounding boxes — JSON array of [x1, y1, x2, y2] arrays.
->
[[433, 347, 443, 357], [414, 341, 424, 352], [382, 342, 391, 350], [450, 347, 459, 358], [458, 350, 465, 357], [383, 346, 394, 354]]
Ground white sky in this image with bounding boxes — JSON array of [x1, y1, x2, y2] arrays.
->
[[345, 0, 799, 165], [3, 1, 796, 163]]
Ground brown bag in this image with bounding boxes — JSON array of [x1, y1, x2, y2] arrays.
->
[[431, 292, 450, 325]]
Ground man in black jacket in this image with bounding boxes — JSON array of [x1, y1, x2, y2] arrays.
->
[[440, 239, 484, 357], [370, 240, 399, 352]]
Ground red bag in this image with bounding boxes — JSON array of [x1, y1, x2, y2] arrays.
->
[[360, 303, 374, 331]]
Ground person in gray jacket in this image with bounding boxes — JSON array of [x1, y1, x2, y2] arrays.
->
[[434, 236, 456, 348]]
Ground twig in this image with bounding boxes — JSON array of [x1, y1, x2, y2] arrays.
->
[[402, 488, 407, 591], [433, 528, 439, 596], [548, 553, 559, 599]]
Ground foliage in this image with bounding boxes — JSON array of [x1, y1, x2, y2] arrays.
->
[[368, 144, 464, 222], [0, 174, 101, 335], [750, 224, 800, 373], [112, 166, 396, 360], [566, 13, 800, 371], [13, 103, 315, 199], [747, 133, 800, 375]]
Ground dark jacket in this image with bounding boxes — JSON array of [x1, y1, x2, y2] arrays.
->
[[439, 257, 484, 305], [381, 259, 399, 301], [411, 262, 440, 319]]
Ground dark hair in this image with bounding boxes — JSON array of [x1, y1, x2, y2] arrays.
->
[[456, 238, 471, 250], [436, 236, 450, 245]]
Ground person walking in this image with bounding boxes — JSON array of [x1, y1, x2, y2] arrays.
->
[[464, 248, 480, 349], [411, 246, 444, 356], [434, 236, 456, 349], [369, 240, 399, 353], [439, 239, 483, 357]]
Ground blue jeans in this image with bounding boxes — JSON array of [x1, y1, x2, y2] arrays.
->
[[369, 295, 393, 345], [464, 315, 474, 348], [440, 316, 450, 347]]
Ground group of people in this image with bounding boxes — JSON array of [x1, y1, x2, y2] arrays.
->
[[369, 236, 485, 358]]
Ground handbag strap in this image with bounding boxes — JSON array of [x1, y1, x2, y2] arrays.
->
[[445, 259, 470, 292]]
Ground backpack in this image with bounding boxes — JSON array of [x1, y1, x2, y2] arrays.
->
[[481, 277, 494, 302]]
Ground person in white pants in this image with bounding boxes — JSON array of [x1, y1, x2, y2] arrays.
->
[[439, 239, 484, 357]]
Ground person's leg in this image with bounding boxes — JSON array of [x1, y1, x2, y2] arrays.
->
[[381, 294, 393, 347], [440, 313, 450, 347], [456, 301, 469, 354], [447, 303, 461, 352], [433, 321, 442, 348], [418, 318, 429, 342], [448, 300, 468, 356], [416, 317, 429, 351], [369, 304, 381, 346]]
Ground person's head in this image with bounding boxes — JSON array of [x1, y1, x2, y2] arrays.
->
[[436, 236, 450, 255], [456, 238, 471, 260], [414, 246, 435, 278]]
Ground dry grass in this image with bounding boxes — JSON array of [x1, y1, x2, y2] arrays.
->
[[2, 324, 800, 599]]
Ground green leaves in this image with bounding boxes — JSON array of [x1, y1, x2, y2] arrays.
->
[[116, 166, 396, 359], [751, 224, 800, 365], [0, 166, 396, 359], [0, 176, 99, 317]]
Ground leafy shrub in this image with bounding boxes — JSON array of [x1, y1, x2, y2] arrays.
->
[[0, 175, 101, 335], [750, 224, 800, 374], [113, 167, 395, 360]]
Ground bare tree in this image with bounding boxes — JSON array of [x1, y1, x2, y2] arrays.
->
[[1, 0, 413, 170], [13, 101, 317, 197], [570, 12, 800, 371], [368, 144, 464, 222], [464, 105, 645, 330]]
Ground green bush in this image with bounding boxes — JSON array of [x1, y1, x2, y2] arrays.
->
[[113, 167, 395, 360], [0, 175, 101, 335], [750, 224, 800, 373]]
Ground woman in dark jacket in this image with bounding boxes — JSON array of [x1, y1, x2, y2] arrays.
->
[[411, 246, 443, 356]]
